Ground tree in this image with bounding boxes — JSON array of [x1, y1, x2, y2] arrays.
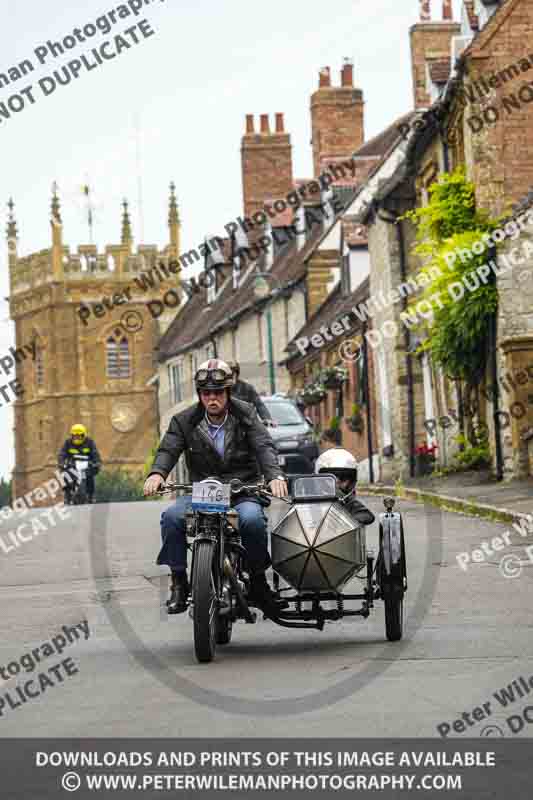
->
[[0, 477, 12, 507], [94, 469, 145, 503]]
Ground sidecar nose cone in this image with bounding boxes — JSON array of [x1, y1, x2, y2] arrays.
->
[[271, 502, 365, 591]]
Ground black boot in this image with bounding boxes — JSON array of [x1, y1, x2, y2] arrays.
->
[[248, 573, 288, 617], [167, 571, 189, 614]]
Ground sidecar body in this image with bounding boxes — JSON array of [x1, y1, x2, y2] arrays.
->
[[271, 475, 366, 592], [268, 474, 407, 640]]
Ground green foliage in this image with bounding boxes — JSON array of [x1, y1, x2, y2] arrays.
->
[[404, 167, 501, 384], [451, 430, 491, 471], [328, 415, 341, 432], [94, 468, 146, 503], [345, 403, 364, 432], [143, 438, 160, 479], [0, 476, 12, 507]]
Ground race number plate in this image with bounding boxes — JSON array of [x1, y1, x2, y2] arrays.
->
[[191, 480, 231, 511]]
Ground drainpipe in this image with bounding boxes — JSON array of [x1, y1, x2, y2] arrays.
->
[[362, 322, 374, 483], [488, 246, 504, 481]]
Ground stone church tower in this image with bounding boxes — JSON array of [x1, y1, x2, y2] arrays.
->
[[7, 184, 182, 502]]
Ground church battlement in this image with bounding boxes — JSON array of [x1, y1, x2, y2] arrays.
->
[[6, 184, 181, 299], [6, 183, 181, 503]]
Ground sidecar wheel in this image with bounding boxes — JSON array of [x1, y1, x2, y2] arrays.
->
[[192, 541, 217, 663], [216, 614, 232, 645], [383, 586, 403, 641]]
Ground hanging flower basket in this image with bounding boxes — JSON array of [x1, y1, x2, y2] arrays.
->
[[321, 415, 343, 445], [321, 366, 349, 390], [346, 415, 364, 434], [345, 403, 364, 433], [301, 380, 327, 406]]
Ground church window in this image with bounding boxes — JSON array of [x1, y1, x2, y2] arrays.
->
[[106, 329, 130, 378]]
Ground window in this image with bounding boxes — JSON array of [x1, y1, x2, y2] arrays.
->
[[168, 361, 183, 404], [35, 346, 44, 387], [106, 328, 130, 378]]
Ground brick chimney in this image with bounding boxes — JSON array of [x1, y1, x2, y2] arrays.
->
[[310, 59, 364, 178], [410, 1, 460, 108], [241, 113, 293, 220]]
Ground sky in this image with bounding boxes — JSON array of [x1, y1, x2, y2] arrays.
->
[[0, 0, 464, 479]]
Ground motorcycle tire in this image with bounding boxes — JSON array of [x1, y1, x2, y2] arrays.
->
[[216, 613, 232, 645], [383, 585, 403, 642], [192, 541, 218, 663]]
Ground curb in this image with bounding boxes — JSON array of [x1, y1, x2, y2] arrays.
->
[[357, 483, 531, 526]]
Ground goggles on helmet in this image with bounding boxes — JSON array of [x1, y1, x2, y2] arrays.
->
[[195, 368, 228, 386]]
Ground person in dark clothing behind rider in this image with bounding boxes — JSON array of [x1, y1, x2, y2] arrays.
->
[[58, 424, 102, 503], [143, 358, 288, 617], [227, 361, 274, 426], [314, 448, 375, 526]]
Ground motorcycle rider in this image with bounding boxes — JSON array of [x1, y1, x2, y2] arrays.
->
[[143, 358, 288, 616], [58, 424, 102, 504], [227, 361, 274, 426], [315, 448, 375, 526]]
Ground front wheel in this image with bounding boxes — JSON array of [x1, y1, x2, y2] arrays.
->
[[216, 613, 232, 645], [192, 541, 218, 663], [383, 586, 403, 641]]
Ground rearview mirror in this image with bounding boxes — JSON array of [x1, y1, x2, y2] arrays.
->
[[305, 416, 314, 427]]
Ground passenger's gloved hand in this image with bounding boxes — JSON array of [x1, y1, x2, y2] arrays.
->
[[269, 477, 288, 498], [144, 474, 165, 496]]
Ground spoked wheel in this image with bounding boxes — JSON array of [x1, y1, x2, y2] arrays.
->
[[383, 585, 404, 641], [192, 541, 218, 663]]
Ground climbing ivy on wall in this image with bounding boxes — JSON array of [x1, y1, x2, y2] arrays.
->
[[404, 167, 502, 386]]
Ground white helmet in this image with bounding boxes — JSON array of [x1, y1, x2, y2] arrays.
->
[[315, 448, 358, 482], [194, 358, 234, 391]]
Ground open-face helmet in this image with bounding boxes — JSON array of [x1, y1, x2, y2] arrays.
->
[[194, 359, 234, 392], [315, 447, 358, 485]]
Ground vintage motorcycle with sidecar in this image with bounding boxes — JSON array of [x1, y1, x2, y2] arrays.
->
[[158, 474, 407, 663]]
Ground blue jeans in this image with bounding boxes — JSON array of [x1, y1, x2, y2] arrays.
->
[[156, 495, 271, 575]]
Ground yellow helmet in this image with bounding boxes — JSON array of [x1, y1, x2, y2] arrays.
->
[[71, 424, 87, 443]]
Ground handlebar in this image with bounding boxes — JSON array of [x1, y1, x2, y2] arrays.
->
[[155, 480, 272, 497]]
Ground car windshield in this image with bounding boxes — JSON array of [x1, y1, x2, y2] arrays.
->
[[263, 401, 304, 426]]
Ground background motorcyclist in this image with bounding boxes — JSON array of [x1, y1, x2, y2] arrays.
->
[[227, 361, 275, 426], [143, 358, 288, 616], [58, 424, 102, 504], [315, 448, 375, 526]]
